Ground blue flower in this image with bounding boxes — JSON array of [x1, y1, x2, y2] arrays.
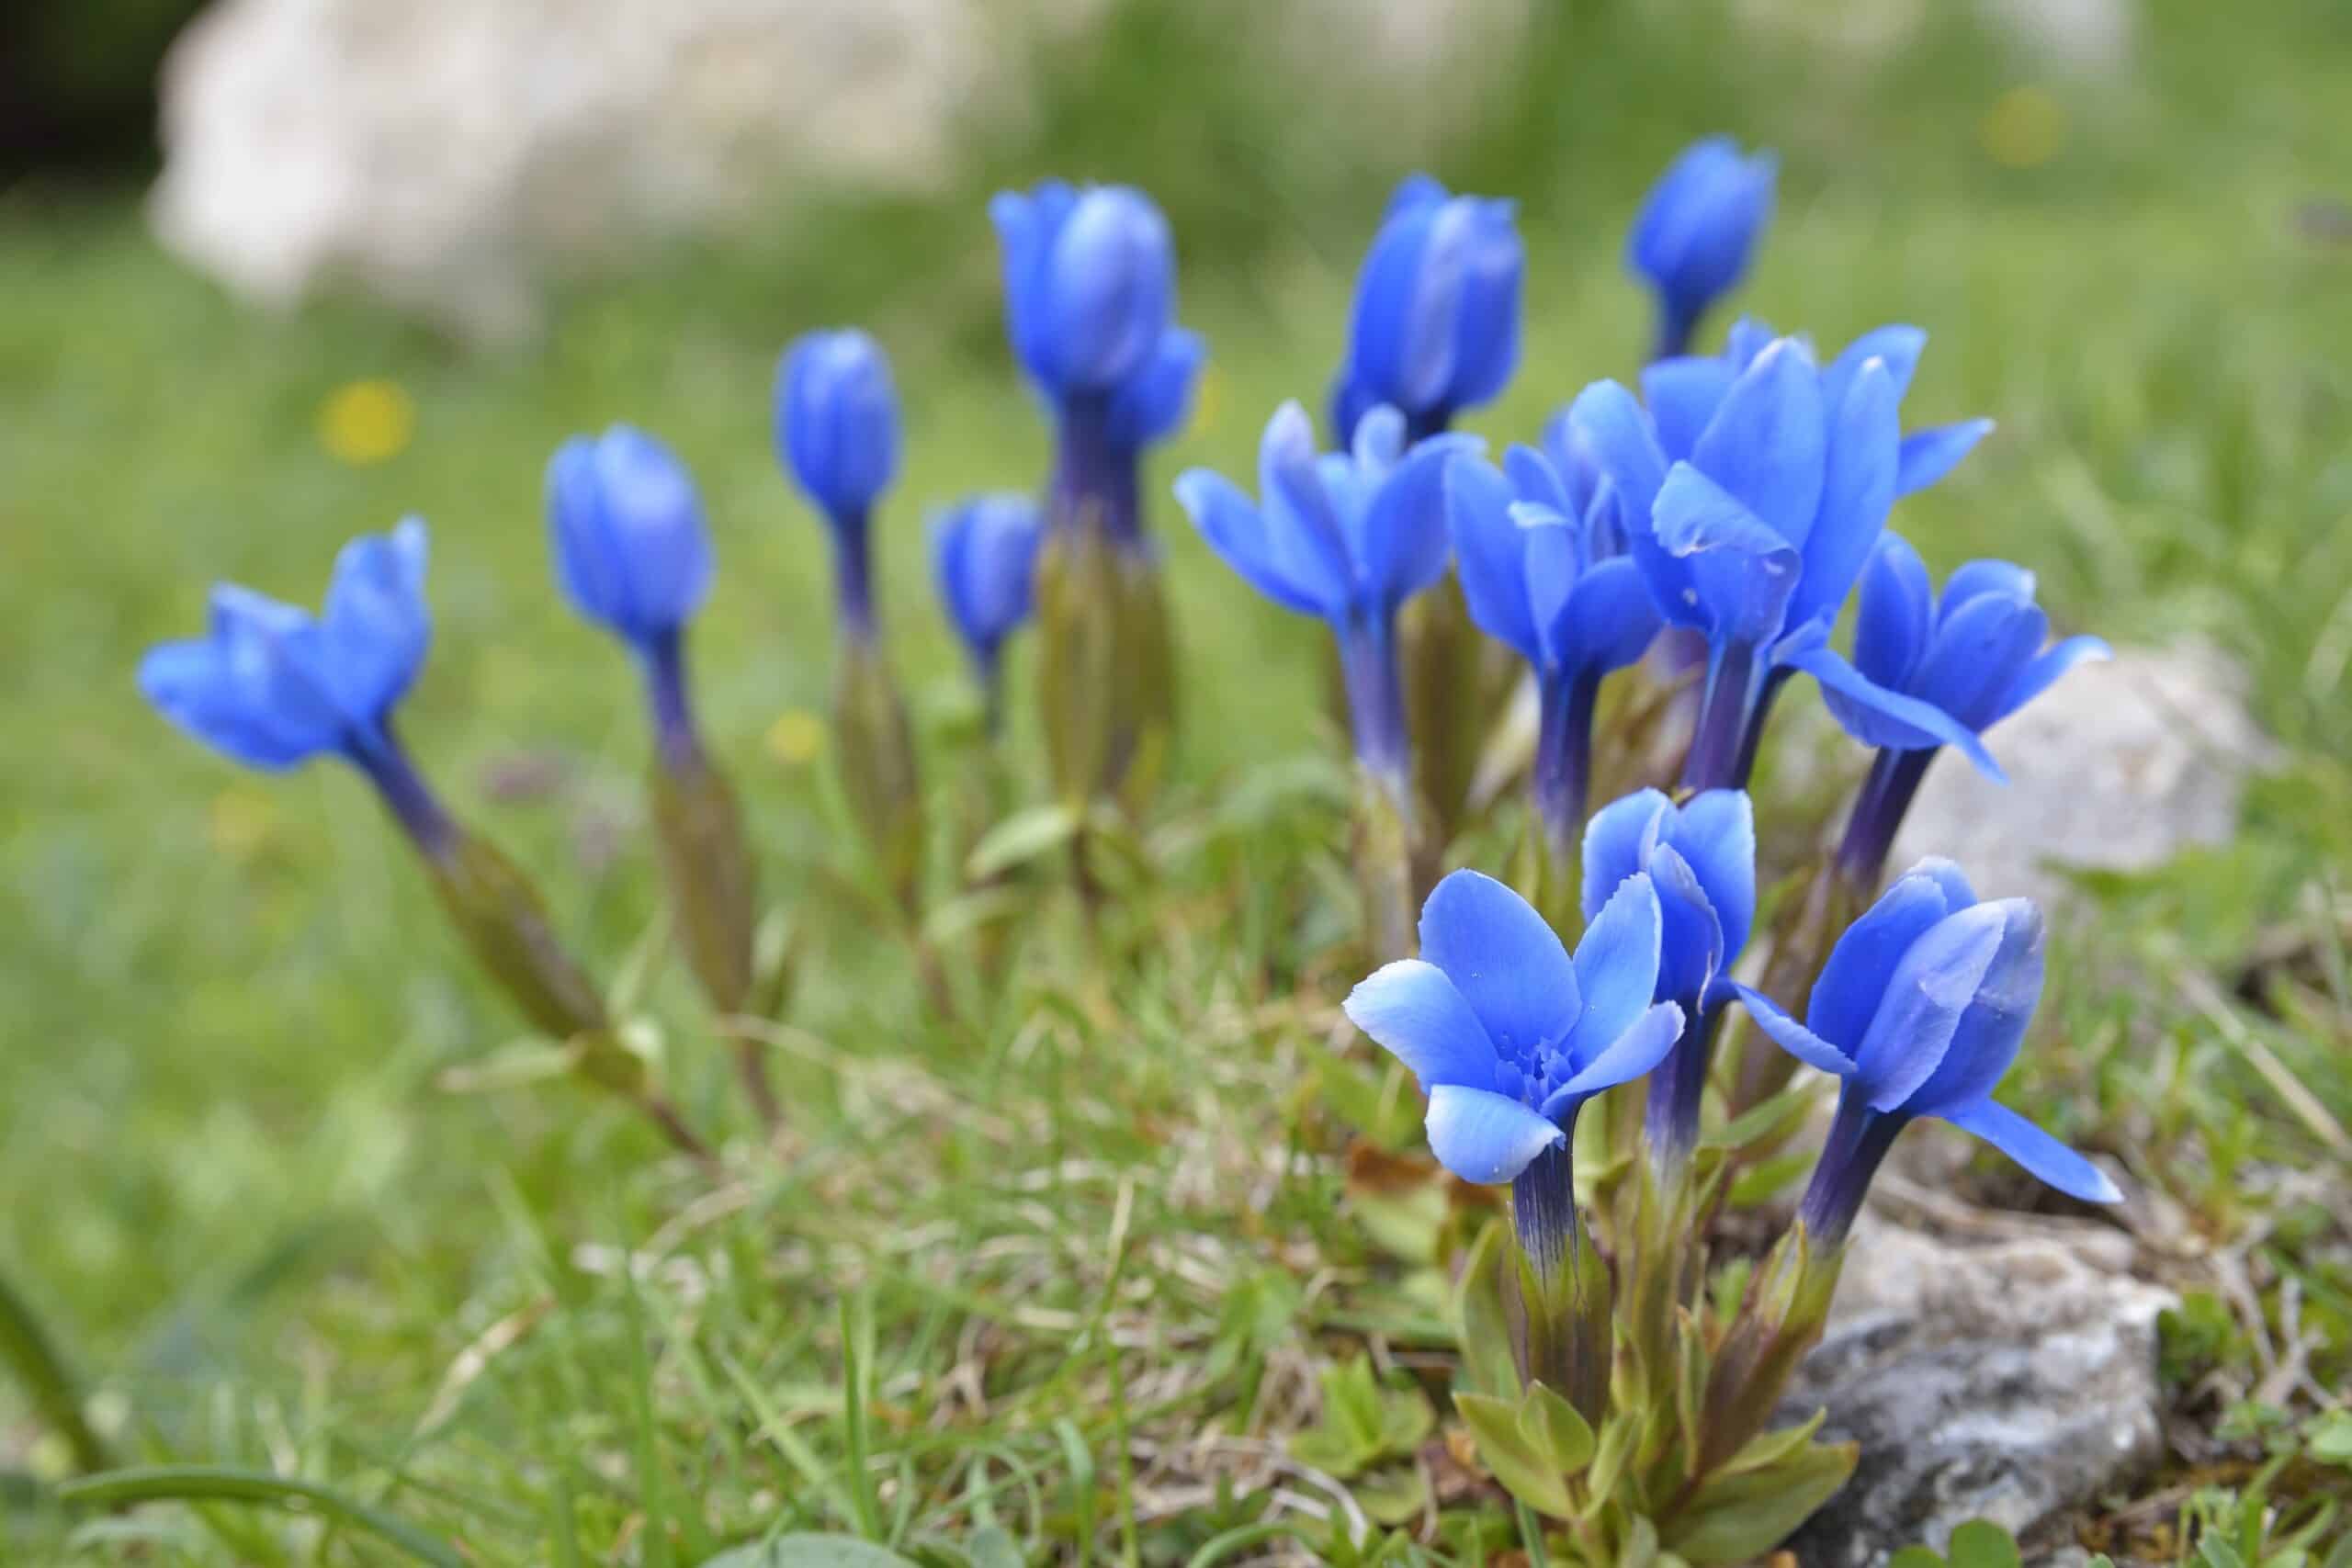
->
[[931, 492, 1044, 690], [1568, 324, 1948, 787], [1626, 136, 1777, 360], [1733, 859, 2120, 1244], [140, 518, 451, 849], [1174, 402, 1476, 783], [990, 181, 1180, 402], [1792, 535, 2111, 888], [1581, 787, 1757, 1167], [777, 329, 901, 527], [1347, 869, 1684, 1258], [1331, 175, 1522, 440], [1447, 445, 1660, 840], [547, 425, 715, 652]]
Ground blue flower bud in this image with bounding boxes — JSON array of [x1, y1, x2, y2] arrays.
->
[[546, 426, 715, 651], [1626, 137, 1777, 358], [991, 182, 1177, 400], [777, 329, 901, 527], [931, 492, 1044, 680], [1733, 861, 2120, 1245], [1337, 175, 1523, 435]]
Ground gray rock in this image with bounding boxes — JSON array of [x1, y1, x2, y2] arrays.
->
[[1781, 1211, 2177, 1568], [1890, 642, 2275, 908]]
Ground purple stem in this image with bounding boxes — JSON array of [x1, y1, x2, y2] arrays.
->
[[1834, 747, 1937, 894]]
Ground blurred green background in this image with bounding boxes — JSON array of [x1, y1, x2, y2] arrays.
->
[[3, 0, 2350, 1557]]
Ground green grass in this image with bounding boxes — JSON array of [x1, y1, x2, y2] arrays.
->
[[4, 0, 2352, 1560]]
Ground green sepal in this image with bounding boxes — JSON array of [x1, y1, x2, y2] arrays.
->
[[1109, 540, 1176, 815], [1454, 1221, 1522, 1400], [1351, 765, 1421, 962], [1519, 1382, 1596, 1474], [649, 754, 757, 1012], [1034, 523, 1118, 810], [1662, 1436, 1857, 1565], [422, 829, 609, 1042], [831, 632, 923, 912], [1453, 1392, 1573, 1519]]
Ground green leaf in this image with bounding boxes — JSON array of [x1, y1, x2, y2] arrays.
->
[[1701, 1082, 1819, 1154], [52, 1466, 462, 1568], [1453, 1392, 1573, 1518], [964, 1526, 1024, 1568], [2306, 1410, 2352, 1468], [1726, 1148, 1816, 1208], [1583, 1413, 1638, 1515], [1518, 1382, 1596, 1473], [1454, 1222, 1522, 1400], [1947, 1520, 2023, 1568], [965, 804, 1081, 881], [1887, 1549, 1948, 1568], [1713, 1408, 1827, 1479], [1353, 1465, 1430, 1527], [698, 1537, 921, 1568], [1665, 1439, 1857, 1565]]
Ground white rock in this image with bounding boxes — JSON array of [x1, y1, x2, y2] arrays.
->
[[1891, 642, 2275, 906]]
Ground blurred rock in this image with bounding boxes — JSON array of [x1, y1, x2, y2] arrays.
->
[[1783, 1213, 2175, 1567], [1891, 643, 2275, 906], [148, 0, 1526, 340]]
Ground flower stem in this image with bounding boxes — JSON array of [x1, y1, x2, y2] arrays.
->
[[1833, 746, 1936, 896], [1532, 666, 1600, 862], [1680, 639, 1759, 792], [832, 512, 877, 642], [349, 727, 458, 862]]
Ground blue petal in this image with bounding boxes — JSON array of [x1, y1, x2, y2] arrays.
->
[[1418, 869, 1580, 1063], [1348, 197, 1453, 415], [141, 638, 322, 771], [1173, 469, 1332, 618], [1104, 327, 1204, 450], [1565, 380, 1669, 524], [1852, 901, 2008, 1113], [1503, 444, 1572, 514], [1516, 502, 1581, 671], [931, 493, 1042, 657], [1723, 315, 1778, 372], [1852, 534, 1934, 690], [1647, 841, 1727, 1006], [1805, 865, 1961, 1049], [779, 332, 900, 521], [1669, 789, 1758, 964], [320, 517, 432, 722], [547, 434, 637, 635], [1995, 634, 2110, 726], [1344, 959, 1502, 1094], [1446, 457, 1540, 662], [209, 586, 346, 750], [1544, 1000, 1685, 1113], [1823, 324, 1925, 412], [1940, 1100, 2121, 1204], [1566, 871, 1664, 1066], [989, 182, 1073, 389], [1385, 172, 1449, 220], [1356, 432, 1470, 612], [1913, 592, 2049, 733], [1731, 982, 1858, 1077], [1540, 408, 1604, 522], [1690, 338, 1826, 550], [1556, 557, 1661, 675], [1257, 402, 1357, 610], [1424, 1085, 1566, 1185], [1896, 419, 1994, 496], [1905, 897, 2047, 1116], [1640, 355, 1736, 464], [1446, 197, 1523, 412], [1044, 187, 1174, 393], [1787, 355, 1900, 633], [1653, 463, 1801, 647], [1581, 787, 1672, 922], [1786, 642, 2009, 780], [1940, 558, 2037, 618]]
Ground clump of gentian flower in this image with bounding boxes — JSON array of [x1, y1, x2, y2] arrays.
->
[[1801, 536, 2111, 892], [548, 425, 775, 1128], [778, 328, 924, 913], [141, 520, 709, 1157], [1582, 788, 1756, 1176], [991, 179, 1202, 810], [930, 492, 1045, 737], [1446, 446, 1659, 858], [1567, 322, 1989, 790], [1626, 136, 1776, 361], [1347, 867, 1680, 1409], [1176, 403, 1476, 956]]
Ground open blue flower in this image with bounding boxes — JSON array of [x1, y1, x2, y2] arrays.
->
[[1347, 869, 1684, 1259], [777, 330, 901, 639], [1446, 446, 1658, 841], [931, 492, 1044, 721], [1567, 326, 1932, 788], [140, 519, 451, 850], [1802, 536, 2113, 888], [1626, 137, 1776, 360], [1732, 860, 2120, 1245], [1331, 175, 1522, 442], [1175, 402, 1476, 787], [1581, 788, 1757, 1168]]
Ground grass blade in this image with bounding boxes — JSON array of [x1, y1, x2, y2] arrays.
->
[[52, 1465, 462, 1568], [0, 1266, 111, 1473]]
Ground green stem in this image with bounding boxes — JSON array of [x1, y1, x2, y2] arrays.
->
[[0, 1267, 110, 1473]]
